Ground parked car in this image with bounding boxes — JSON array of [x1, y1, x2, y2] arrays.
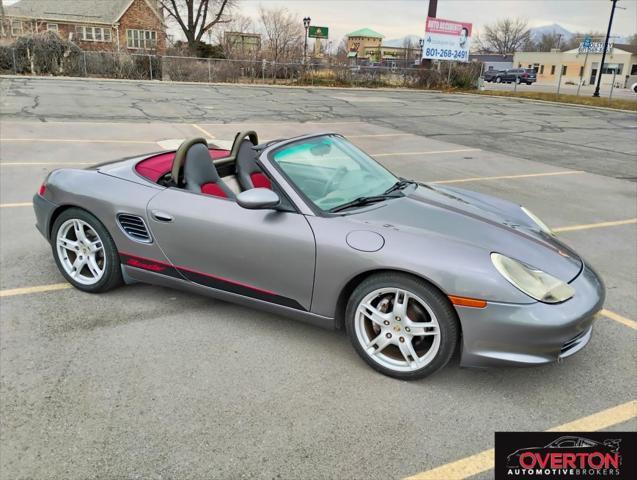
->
[[499, 68, 537, 85], [483, 69, 502, 82], [33, 132, 604, 380]]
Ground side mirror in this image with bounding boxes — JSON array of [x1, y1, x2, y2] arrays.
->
[[236, 188, 281, 210]]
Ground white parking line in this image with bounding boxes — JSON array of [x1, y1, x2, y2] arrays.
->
[[0, 162, 93, 166], [404, 400, 637, 480], [373, 148, 481, 157], [1, 138, 156, 144], [433, 170, 583, 184]]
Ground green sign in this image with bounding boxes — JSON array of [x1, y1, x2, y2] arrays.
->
[[308, 26, 329, 39]]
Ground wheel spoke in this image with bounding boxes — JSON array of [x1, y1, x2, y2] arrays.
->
[[367, 333, 392, 355], [73, 220, 88, 243], [88, 240, 103, 253], [86, 256, 101, 278], [57, 238, 79, 251], [407, 323, 439, 337], [359, 302, 390, 326], [398, 338, 419, 365], [71, 257, 86, 277], [392, 289, 409, 317]]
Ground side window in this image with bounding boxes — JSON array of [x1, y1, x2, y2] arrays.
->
[[556, 439, 577, 447]]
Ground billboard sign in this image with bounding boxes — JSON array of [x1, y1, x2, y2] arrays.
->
[[422, 16, 472, 62], [308, 26, 329, 39]]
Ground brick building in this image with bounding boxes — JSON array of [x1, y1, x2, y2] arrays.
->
[[1, 0, 167, 54]]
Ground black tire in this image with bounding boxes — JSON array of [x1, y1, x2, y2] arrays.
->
[[51, 207, 123, 293], [345, 273, 459, 380]]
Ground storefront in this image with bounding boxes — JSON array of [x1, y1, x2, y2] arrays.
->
[[513, 44, 637, 88]]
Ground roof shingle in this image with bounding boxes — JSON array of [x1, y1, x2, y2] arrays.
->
[[5, 0, 134, 25]]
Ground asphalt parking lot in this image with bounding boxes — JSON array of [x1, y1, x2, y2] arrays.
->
[[1, 77, 636, 479]]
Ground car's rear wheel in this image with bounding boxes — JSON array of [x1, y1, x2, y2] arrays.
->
[[345, 273, 459, 380], [495, 77, 502, 83], [52, 208, 122, 293]]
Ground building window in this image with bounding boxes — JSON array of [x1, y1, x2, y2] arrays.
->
[[561, 65, 567, 75], [600, 63, 623, 75], [631, 64, 637, 75], [579, 66, 584, 77], [76, 25, 112, 42], [126, 29, 157, 49], [11, 20, 23, 36], [539, 65, 544, 74], [550, 65, 555, 75], [47, 23, 59, 33]]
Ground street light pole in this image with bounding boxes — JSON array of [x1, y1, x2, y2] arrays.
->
[[303, 17, 311, 65], [593, 0, 618, 97]]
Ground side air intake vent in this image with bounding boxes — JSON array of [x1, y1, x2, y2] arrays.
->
[[117, 214, 152, 243]]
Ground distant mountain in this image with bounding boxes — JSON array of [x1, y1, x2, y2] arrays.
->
[[383, 35, 421, 48], [529, 24, 574, 42]]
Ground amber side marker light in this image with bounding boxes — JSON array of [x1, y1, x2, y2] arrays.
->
[[448, 295, 487, 308]]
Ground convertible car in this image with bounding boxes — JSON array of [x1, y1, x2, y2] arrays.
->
[[33, 131, 605, 379]]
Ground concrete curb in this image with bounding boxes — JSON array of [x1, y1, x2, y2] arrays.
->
[[460, 91, 637, 114]]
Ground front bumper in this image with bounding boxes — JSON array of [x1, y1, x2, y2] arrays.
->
[[458, 264, 605, 367], [33, 194, 58, 241]]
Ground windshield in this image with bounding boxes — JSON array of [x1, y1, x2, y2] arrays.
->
[[270, 135, 398, 211]]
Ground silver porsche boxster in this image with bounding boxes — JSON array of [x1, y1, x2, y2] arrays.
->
[[33, 131, 605, 379]]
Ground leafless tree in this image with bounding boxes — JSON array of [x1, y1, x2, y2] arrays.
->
[[158, 0, 236, 51], [402, 37, 416, 64], [530, 32, 563, 52], [628, 33, 637, 47], [258, 6, 303, 63], [475, 18, 531, 54]]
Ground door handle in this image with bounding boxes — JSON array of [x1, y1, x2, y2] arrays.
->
[[151, 210, 174, 222]]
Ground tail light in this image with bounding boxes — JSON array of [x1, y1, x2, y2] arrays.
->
[[38, 184, 46, 196]]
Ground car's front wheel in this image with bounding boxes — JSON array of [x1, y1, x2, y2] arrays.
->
[[345, 273, 459, 380], [495, 77, 502, 83], [51, 208, 123, 293]]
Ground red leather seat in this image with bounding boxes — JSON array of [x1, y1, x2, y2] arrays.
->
[[184, 143, 235, 199]]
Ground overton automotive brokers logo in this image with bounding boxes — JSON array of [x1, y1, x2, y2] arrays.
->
[[495, 432, 636, 480]]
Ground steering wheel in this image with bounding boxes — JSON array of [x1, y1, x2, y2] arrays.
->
[[322, 166, 348, 197]]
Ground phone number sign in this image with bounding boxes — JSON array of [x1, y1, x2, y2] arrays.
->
[[422, 16, 472, 63]]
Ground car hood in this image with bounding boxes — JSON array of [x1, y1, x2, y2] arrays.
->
[[349, 184, 583, 282]]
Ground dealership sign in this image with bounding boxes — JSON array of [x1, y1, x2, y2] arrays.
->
[[308, 26, 329, 39], [422, 16, 472, 62], [578, 41, 613, 54]]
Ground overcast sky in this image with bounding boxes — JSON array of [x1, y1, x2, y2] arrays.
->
[[239, 0, 637, 42], [4, 0, 636, 43]]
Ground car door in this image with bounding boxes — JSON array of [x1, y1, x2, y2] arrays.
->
[[145, 188, 316, 311]]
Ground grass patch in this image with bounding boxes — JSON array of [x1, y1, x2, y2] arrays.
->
[[475, 89, 636, 111]]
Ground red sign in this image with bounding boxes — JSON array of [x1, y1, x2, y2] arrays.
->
[[426, 17, 472, 37]]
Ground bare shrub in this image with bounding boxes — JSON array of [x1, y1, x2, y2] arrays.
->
[[11, 31, 82, 75]]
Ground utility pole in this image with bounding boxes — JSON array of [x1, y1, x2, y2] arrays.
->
[[422, 0, 438, 67], [593, 0, 618, 97]]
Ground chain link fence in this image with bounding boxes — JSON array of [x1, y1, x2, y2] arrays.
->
[[0, 46, 483, 90]]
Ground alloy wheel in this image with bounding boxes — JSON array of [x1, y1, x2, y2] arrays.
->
[[56, 219, 106, 285], [354, 288, 441, 373]]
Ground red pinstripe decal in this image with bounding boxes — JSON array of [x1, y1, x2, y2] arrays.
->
[[119, 251, 277, 296]]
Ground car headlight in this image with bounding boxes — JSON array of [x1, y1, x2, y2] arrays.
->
[[491, 253, 574, 303], [521, 207, 553, 235]]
